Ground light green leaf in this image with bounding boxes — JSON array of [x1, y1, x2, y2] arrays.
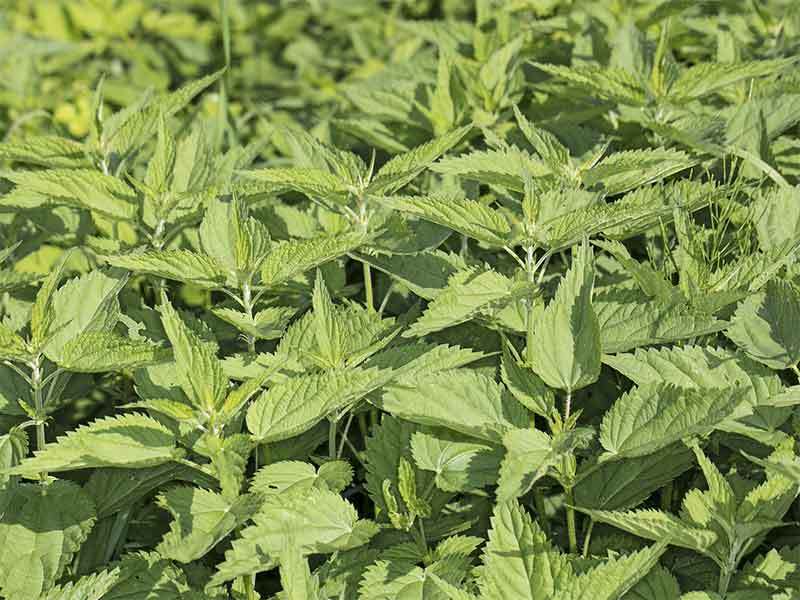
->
[[156, 488, 260, 563], [106, 250, 225, 289], [9, 413, 181, 476], [368, 125, 471, 194], [261, 232, 367, 287], [529, 240, 600, 392], [599, 384, 750, 460], [386, 193, 510, 247], [247, 367, 394, 443], [405, 268, 516, 337], [43, 269, 128, 364], [479, 501, 572, 599], [410, 432, 503, 492], [381, 369, 528, 443], [0, 136, 89, 168], [726, 280, 800, 370], [159, 300, 228, 417], [0, 480, 96, 599], [0, 322, 28, 362], [577, 508, 717, 555], [552, 541, 667, 600], [3, 169, 137, 220], [58, 332, 169, 372]]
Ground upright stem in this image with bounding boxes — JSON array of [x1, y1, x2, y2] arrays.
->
[[565, 488, 578, 554], [31, 357, 46, 482], [524, 245, 536, 367], [363, 261, 374, 311], [563, 390, 572, 422], [242, 281, 256, 353], [563, 389, 577, 553], [329, 418, 337, 459], [582, 519, 594, 558]]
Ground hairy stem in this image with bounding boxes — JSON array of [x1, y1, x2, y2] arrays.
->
[[241, 281, 256, 353], [582, 519, 594, 558], [363, 261, 374, 311], [566, 487, 578, 554], [337, 412, 355, 458], [329, 418, 337, 459], [31, 357, 46, 482]]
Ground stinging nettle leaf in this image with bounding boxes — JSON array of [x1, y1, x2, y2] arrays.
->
[[529, 239, 601, 393]]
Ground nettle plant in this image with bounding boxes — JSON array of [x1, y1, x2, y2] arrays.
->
[[1, 1, 800, 599]]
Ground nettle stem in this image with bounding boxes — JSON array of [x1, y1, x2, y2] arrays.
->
[[363, 261, 374, 311], [563, 390, 577, 553], [524, 245, 536, 367], [329, 418, 337, 459], [241, 281, 256, 353], [30, 356, 46, 481]]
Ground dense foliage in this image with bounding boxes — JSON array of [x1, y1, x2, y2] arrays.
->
[[2, 0, 800, 598]]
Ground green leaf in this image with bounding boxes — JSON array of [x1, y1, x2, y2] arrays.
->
[[599, 384, 751, 460], [367, 125, 471, 194], [280, 549, 322, 600], [58, 332, 169, 372], [529, 240, 601, 392], [212, 488, 378, 585], [596, 295, 726, 354], [670, 58, 797, 102], [43, 269, 128, 364], [405, 268, 516, 337], [0, 322, 28, 362], [156, 488, 260, 563], [411, 432, 503, 492], [261, 232, 368, 287], [30, 251, 72, 350], [501, 341, 556, 418], [105, 69, 224, 157], [0, 480, 96, 599], [381, 369, 528, 443], [159, 299, 228, 418], [0, 136, 89, 168], [533, 63, 647, 105], [582, 148, 696, 196], [479, 500, 572, 599], [9, 413, 181, 476], [106, 250, 225, 289], [574, 444, 694, 511], [41, 567, 120, 600], [498, 427, 593, 502], [386, 193, 510, 247], [552, 541, 668, 600], [726, 280, 800, 370], [212, 306, 295, 340], [3, 169, 137, 220], [577, 508, 717, 556], [247, 367, 394, 443]]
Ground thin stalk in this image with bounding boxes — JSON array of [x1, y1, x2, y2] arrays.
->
[[377, 282, 394, 317], [582, 519, 594, 558], [31, 357, 46, 482], [718, 541, 740, 596], [565, 487, 578, 554], [524, 245, 536, 367], [337, 412, 355, 458], [363, 261, 374, 311], [564, 391, 572, 422], [329, 418, 337, 459], [241, 281, 256, 353], [243, 574, 257, 600], [563, 390, 577, 553]]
